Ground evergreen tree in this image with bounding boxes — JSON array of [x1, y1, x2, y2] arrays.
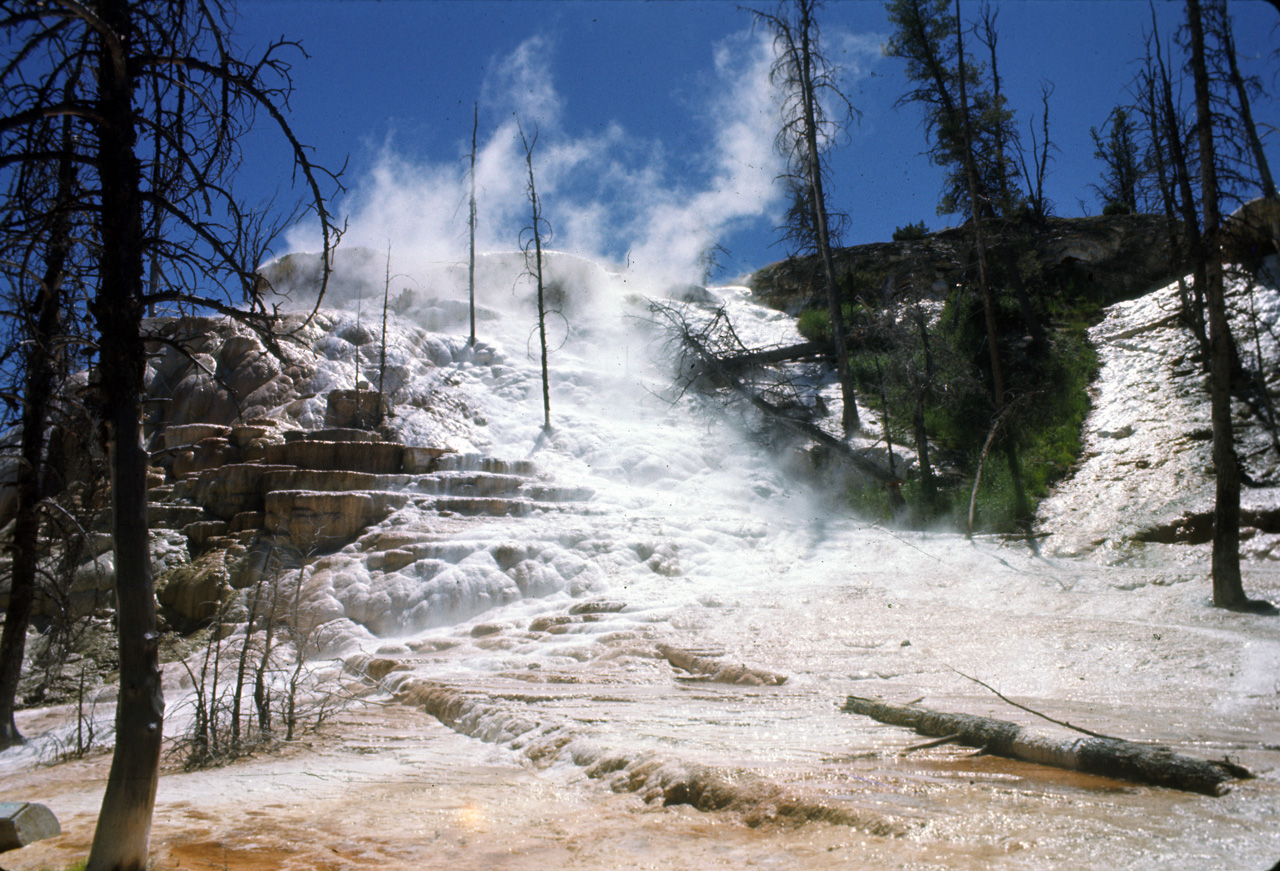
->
[[1091, 106, 1145, 214]]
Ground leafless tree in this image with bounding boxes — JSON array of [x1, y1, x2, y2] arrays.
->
[[1015, 81, 1056, 221], [1188, 0, 1247, 609], [0, 47, 92, 750], [750, 0, 861, 434], [0, 1, 342, 866], [468, 102, 479, 347], [519, 122, 553, 434]]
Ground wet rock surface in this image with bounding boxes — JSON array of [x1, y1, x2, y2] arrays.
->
[[1036, 264, 1280, 563]]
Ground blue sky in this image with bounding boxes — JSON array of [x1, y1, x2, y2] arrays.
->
[[233, 0, 1280, 282]]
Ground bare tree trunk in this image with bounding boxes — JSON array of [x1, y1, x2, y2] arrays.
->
[[468, 102, 479, 347], [520, 125, 552, 434], [1188, 0, 1247, 609], [1219, 2, 1275, 197], [955, 0, 1028, 532], [377, 241, 391, 427], [1151, 15, 1212, 357], [796, 0, 859, 434], [911, 307, 938, 511], [978, 3, 1011, 213], [87, 3, 163, 866], [0, 103, 76, 749]]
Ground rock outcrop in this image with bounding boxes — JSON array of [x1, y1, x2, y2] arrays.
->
[[749, 214, 1194, 313]]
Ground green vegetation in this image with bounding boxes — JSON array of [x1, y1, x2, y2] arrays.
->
[[892, 220, 930, 241], [796, 249, 1101, 533]]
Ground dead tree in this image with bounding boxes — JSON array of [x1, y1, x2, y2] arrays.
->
[[468, 102, 479, 347], [519, 122, 553, 434], [843, 695, 1251, 795], [650, 299, 898, 488], [1, 1, 342, 866], [751, 0, 861, 435], [1188, 0, 1248, 610], [0, 62, 89, 749], [1015, 81, 1056, 221]]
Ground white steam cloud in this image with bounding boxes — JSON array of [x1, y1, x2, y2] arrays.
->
[[286, 28, 790, 289]]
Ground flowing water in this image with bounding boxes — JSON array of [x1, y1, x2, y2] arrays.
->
[[3, 251, 1279, 869]]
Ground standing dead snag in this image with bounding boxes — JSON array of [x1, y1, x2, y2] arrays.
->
[[468, 102, 479, 347], [842, 696, 1252, 796], [750, 0, 861, 435], [2, 0, 342, 865], [519, 121, 553, 434]]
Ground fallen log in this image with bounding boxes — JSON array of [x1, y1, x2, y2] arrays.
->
[[842, 696, 1252, 796], [657, 644, 787, 686], [718, 340, 832, 371]]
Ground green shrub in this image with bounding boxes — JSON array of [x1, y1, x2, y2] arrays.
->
[[893, 220, 929, 241], [796, 301, 873, 344], [797, 308, 830, 342]]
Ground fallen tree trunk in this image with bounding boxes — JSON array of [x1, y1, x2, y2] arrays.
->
[[657, 644, 787, 686], [842, 696, 1252, 796], [719, 340, 831, 371]]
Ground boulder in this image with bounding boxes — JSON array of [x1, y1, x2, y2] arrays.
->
[[156, 548, 234, 627], [183, 520, 229, 552], [403, 446, 454, 473]]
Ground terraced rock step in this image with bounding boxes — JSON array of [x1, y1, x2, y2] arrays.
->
[[371, 671, 907, 836], [411, 472, 528, 497], [265, 489, 412, 551], [261, 468, 415, 493], [148, 503, 206, 528], [286, 427, 382, 443], [262, 440, 406, 475], [437, 454, 539, 476], [143, 380, 595, 567], [421, 496, 596, 518]]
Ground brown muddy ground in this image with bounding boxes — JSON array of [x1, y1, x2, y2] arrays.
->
[[5, 691, 1276, 871], [0, 702, 884, 871]]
